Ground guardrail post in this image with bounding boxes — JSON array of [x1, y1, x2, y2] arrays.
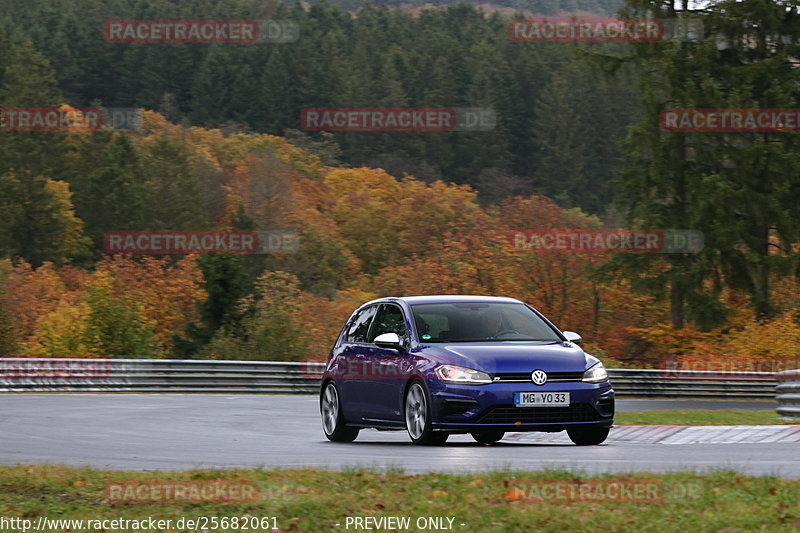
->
[[776, 369, 800, 420]]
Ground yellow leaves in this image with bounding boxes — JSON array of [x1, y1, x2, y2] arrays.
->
[[272, 136, 326, 179], [3, 260, 72, 349], [319, 168, 488, 279], [94, 256, 204, 351], [27, 298, 93, 357], [2, 256, 203, 357], [697, 308, 800, 367], [0, 174, 90, 264], [250, 271, 303, 311], [138, 110, 171, 135], [634, 297, 800, 370], [325, 167, 401, 202], [722, 310, 800, 362]]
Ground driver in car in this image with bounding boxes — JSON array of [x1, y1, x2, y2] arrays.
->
[[483, 309, 507, 339]]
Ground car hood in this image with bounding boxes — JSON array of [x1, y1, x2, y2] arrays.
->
[[418, 342, 594, 374]]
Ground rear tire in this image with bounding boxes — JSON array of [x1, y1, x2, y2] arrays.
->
[[567, 427, 609, 445], [321, 381, 359, 442], [471, 431, 505, 444], [404, 381, 448, 446]]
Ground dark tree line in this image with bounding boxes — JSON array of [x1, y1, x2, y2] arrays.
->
[[1, 0, 639, 214]]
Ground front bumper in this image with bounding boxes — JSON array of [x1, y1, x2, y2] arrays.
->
[[428, 379, 614, 432]]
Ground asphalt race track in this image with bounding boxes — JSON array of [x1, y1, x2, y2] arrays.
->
[[1, 394, 797, 477]]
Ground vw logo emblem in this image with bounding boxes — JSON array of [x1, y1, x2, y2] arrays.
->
[[531, 369, 547, 385]]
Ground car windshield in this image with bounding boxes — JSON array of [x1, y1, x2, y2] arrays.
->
[[410, 302, 562, 343]]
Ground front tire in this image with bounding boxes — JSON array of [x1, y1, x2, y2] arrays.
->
[[404, 381, 448, 446], [567, 426, 609, 445], [471, 431, 505, 444], [321, 381, 359, 442]]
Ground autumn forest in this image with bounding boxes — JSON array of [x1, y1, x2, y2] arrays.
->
[[1, 0, 799, 370]]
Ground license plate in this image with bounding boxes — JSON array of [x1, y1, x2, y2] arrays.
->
[[514, 391, 570, 407]]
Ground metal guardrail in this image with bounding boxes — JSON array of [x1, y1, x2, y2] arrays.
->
[[0, 359, 326, 394], [0, 358, 779, 399], [606, 368, 777, 399], [776, 370, 800, 419]]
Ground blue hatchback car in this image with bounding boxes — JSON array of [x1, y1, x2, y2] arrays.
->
[[320, 295, 614, 445]]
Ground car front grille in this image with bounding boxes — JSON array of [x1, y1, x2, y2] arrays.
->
[[475, 403, 606, 424], [492, 371, 584, 383]]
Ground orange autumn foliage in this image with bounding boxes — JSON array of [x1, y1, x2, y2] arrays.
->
[[1, 256, 204, 357], [2, 114, 797, 367], [1, 260, 86, 351], [93, 255, 205, 349]]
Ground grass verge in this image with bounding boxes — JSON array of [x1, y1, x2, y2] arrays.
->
[[0, 466, 798, 532], [614, 408, 790, 426]]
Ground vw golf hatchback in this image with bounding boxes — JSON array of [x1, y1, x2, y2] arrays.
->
[[320, 295, 614, 445]]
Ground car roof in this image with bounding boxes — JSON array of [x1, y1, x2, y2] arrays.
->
[[366, 295, 524, 306]]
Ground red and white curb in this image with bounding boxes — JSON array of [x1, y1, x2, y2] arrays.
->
[[504, 425, 800, 445]]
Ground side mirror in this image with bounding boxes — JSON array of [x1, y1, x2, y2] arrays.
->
[[374, 332, 403, 350], [563, 331, 582, 345]]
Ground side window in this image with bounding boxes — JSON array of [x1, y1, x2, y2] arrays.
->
[[369, 304, 407, 343], [346, 306, 378, 344]]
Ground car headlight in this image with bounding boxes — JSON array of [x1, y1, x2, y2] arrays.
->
[[582, 362, 608, 383], [435, 365, 492, 384]]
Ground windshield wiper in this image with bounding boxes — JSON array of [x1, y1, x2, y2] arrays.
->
[[487, 338, 558, 342], [433, 338, 558, 342], [434, 338, 486, 342]]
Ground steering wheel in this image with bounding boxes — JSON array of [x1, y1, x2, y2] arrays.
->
[[493, 329, 520, 338]]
